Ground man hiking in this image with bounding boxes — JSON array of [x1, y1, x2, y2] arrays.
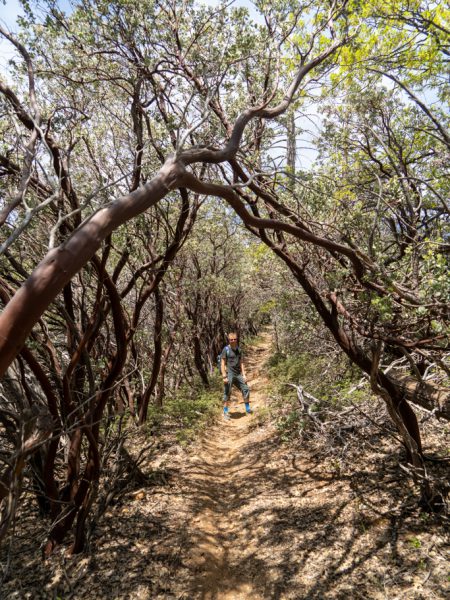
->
[[220, 332, 251, 420]]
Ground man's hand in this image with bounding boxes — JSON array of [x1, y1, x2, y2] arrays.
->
[[222, 375, 228, 383]]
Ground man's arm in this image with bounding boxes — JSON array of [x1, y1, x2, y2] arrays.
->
[[221, 356, 227, 380], [241, 358, 247, 381]]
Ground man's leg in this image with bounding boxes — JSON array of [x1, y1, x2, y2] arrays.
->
[[223, 379, 231, 419], [235, 374, 251, 414]]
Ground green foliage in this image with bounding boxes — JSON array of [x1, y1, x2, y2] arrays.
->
[[276, 409, 305, 442], [164, 382, 222, 446], [267, 352, 310, 382], [268, 351, 363, 405], [266, 350, 365, 441], [408, 536, 422, 549]]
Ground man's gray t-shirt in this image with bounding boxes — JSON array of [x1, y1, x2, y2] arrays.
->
[[221, 346, 243, 376]]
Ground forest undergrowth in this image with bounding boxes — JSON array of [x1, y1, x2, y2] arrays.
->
[[1, 332, 448, 600]]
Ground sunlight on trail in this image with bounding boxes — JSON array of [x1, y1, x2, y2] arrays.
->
[[184, 332, 272, 599], [6, 330, 445, 599], [154, 330, 448, 600]]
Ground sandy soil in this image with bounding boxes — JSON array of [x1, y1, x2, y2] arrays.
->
[[1, 332, 448, 599]]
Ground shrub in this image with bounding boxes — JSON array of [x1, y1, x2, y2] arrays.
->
[[164, 382, 222, 445]]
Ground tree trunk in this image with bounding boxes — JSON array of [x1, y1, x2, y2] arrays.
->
[[0, 158, 183, 377], [139, 288, 164, 422]]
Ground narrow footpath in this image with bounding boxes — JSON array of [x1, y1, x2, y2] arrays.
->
[[148, 332, 447, 600], [181, 334, 273, 599], [8, 332, 447, 599]]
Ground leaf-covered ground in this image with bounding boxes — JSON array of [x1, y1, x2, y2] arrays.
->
[[1, 334, 448, 599]]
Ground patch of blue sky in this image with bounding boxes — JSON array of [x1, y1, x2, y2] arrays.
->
[[0, 0, 25, 74], [0, 0, 73, 75]]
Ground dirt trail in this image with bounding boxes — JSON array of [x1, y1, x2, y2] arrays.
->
[[182, 334, 272, 599], [2, 332, 447, 599], [166, 333, 448, 600]]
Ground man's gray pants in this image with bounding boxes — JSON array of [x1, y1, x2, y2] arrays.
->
[[223, 373, 250, 402]]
